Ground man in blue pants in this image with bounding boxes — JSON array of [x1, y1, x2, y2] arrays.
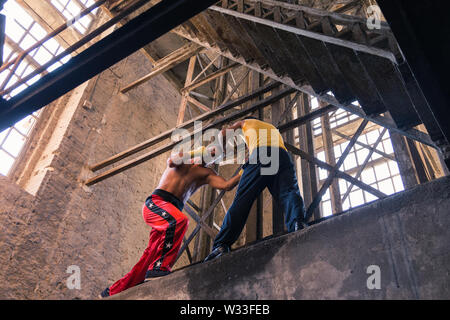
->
[[204, 117, 307, 262]]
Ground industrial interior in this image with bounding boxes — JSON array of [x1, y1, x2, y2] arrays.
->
[[0, 0, 449, 299]]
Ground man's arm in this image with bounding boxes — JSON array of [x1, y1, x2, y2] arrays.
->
[[205, 168, 242, 191]]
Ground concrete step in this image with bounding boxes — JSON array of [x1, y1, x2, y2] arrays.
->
[[109, 176, 450, 300]]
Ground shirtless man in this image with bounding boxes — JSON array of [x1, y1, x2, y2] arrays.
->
[[99, 147, 241, 297]]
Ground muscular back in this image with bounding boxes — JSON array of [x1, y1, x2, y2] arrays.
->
[[156, 163, 212, 204]]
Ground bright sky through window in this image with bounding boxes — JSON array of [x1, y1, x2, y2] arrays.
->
[[50, 0, 97, 34], [318, 128, 404, 217], [0, 0, 92, 176]]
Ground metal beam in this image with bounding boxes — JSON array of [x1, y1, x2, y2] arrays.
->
[[285, 143, 386, 201], [306, 119, 370, 219], [0, 0, 218, 131]]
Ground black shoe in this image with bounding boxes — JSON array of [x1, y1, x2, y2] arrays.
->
[[144, 269, 171, 282], [294, 220, 309, 231], [98, 287, 110, 299], [204, 245, 231, 262]]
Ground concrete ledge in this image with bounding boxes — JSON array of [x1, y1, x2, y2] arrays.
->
[[110, 176, 450, 299]]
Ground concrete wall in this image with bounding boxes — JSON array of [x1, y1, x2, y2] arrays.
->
[[0, 50, 191, 299], [111, 175, 450, 300]]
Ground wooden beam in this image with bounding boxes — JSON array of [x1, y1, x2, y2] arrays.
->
[[85, 86, 295, 186], [186, 95, 211, 112], [101, 3, 184, 91], [177, 55, 197, 125], [297, 93, 320, 220], [209, 5, 396, 63], [242, 0, 389, 30], [180, 62, 240, 94], [271, 86, 286, 235], [191, 53, 220, 83], [175, 166, 243, 263], [173, 28, 436, 150], [184, 202, 218, 238], [321, 111, 343, 213], [222, 68, 249, 105], [120, 43, 202, 93], [89, 81, 280, 172]]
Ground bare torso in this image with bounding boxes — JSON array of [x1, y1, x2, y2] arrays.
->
[[156, 164, 211, 204]]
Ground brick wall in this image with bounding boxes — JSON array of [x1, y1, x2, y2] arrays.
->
[[0, 50, 194, 299]]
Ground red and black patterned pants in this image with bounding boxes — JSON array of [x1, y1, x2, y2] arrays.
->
[[109, 189, 188, 296]]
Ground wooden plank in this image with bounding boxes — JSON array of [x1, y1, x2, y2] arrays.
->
[[89, 82, 280, 172], [252, 25, 295, 77], [271, 87, 286, 235], [186, 96, 211, 112], [242, 0, 391, 33], [177, 56, 197, 125], [321, 112, 343, 213], [333, 0, 363, 14], [256, 24, 306, 82], [182, 20, 211, 45], [175, 166, 242, 263], [297, 94, 320, 220], [181, 62, 240, 93], [120, 43, 202, 93], [85, 87, 295, 185]]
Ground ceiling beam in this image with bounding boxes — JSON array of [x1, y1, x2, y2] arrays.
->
[[173, 27, 436, 149], [120, 42, 203, 93]]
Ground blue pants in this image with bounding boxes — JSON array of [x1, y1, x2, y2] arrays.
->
[[213, 147, 306, 249]]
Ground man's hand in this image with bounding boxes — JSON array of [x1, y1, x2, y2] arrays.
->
[[167, 151, 185, 168]]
